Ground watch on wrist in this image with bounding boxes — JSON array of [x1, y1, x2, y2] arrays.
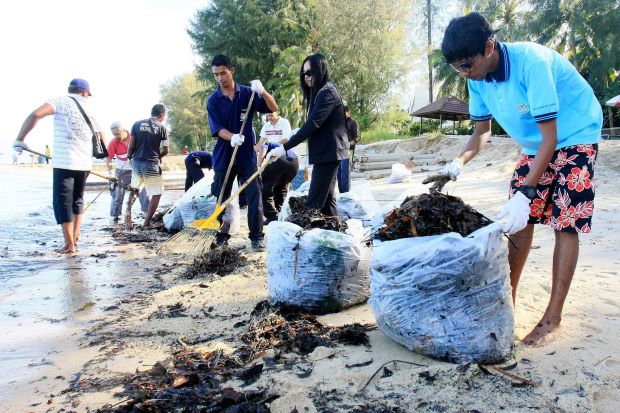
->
[[519, 185, 537, 200]]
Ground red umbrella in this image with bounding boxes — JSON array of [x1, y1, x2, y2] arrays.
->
[[606, 95, 620, 107]]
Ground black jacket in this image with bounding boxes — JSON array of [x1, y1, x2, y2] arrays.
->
[[284, 81, 348, 164]]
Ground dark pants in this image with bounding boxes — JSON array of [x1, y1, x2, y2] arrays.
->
[[53, 168, 89, 225], [306, 161, 339, 217], [184, 151, 213, 191], [211, 163, 264, 242], [337, 158, 351, 193], [262, 156, 299, 222]]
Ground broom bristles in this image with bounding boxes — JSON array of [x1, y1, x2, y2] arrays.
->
[[159, 226, 216, 256]]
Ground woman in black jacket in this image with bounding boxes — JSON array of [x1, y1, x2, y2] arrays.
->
[[270, 53, 348, 216]]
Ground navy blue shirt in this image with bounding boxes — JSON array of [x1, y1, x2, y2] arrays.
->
[[265, 142, 297, 159], [207, 83, 270, 170], [130, 118, 168, 162]]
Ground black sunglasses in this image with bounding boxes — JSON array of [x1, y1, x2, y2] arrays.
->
[[302, 70, 313, 77]]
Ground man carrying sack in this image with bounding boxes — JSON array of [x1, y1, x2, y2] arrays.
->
[[13, 78, 106, 254]]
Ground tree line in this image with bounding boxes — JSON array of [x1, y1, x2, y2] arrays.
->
[[161, 0, 619, 151]]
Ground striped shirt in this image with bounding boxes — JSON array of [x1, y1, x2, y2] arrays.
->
[[47, 94, 102, 170]]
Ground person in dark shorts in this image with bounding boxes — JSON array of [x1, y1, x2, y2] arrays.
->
[[427, 12, 603, 346], [13, 78, 105, 254]]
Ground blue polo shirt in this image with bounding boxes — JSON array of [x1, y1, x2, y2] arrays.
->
[[264, 142, 297, 159], [207, 83, 270, 170], [469, 42, 602, 155]]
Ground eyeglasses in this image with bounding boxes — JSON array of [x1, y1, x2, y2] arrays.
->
[[302, 70, 313, 77], [450, 54, 480, 73]]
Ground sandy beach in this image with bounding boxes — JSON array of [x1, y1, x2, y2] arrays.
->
[[1, 136, 619, 412]]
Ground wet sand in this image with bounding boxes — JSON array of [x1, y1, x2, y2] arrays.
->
[[1, 137, 619, 412]]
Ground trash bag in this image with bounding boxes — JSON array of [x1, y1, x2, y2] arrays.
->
[[267, 219, 371, 314], [369, 223, 514, 363], [162, 206, 183, 232], [336, 188, 380, 226], [387, 162, 411, 184]]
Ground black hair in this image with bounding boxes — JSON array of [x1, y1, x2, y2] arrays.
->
[[211, 54, 232, 68], [442, 12, 497, 63], [344, 105, 350, 112], [151, 104, 166, 117], [300, 54, 331, 112], [68, 86, 88, 94]]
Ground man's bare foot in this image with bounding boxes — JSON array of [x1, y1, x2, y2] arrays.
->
[[124, 214, 133, 226], [143, 219, 151, 228], [521, 319, 563, 347], [54, 246, 76, 254]]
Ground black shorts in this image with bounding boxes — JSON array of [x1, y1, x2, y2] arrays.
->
[[52, 168, 90, 224]]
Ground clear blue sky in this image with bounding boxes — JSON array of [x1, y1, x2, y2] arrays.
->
[[0, 0, 206, 154]]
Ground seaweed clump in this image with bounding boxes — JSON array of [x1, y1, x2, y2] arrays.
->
[[376, 192, 492, 241], [286, 196, 348, 233]]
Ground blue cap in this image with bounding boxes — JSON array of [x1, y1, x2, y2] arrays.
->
[[69, 78, 92, 96]]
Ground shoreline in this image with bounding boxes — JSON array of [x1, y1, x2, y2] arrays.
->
[[1, 137, 619, 412]]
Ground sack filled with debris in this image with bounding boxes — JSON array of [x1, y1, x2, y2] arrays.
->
[[267, 219, 371, 314], [335, 188, 380, 226], [369, 222, 514, 363], [162, 206, 183, 232]]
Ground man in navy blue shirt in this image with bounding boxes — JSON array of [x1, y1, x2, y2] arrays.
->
[[434, 13, 602, 347], [206, 54, 279, 250]]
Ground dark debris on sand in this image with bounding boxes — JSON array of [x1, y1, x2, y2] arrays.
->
[[286, 196, 348, 232], [376, 192, 492, 241], [96, 301, 371, 413], [182, 247, 247, 279]]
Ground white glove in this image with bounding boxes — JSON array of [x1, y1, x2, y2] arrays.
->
[[265, 145, 286, 162], [13, 140, 29, 154], [439, 158, 464, 181], [495, 191, 532, 234], [108, 170, 115, 179], [230, 133, 245, 147], [250, 79, 265, 95]]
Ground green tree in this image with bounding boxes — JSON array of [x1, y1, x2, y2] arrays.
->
[[310, 0, 412, 117], [188, 0, 310, 86], [160, 73, 213, 152]]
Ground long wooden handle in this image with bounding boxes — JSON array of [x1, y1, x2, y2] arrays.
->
[[216, 90, 256, 206]]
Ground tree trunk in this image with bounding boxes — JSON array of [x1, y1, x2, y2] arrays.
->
[[427, 0, 433, 103]]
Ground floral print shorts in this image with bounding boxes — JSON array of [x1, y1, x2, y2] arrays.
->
[[509, 144, 598, 233]]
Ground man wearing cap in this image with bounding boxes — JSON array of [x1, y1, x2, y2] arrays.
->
[[126, 104, 169, 228], [106, 121, 149, 222], [13, 78, 105, 254]]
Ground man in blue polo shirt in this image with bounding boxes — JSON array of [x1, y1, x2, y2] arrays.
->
[[429, 12, 602, 347], [207, 54, 279, 250]]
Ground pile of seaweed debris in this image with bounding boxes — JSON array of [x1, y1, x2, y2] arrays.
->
[[286, 196, 348, 232], [183, 247, 247, 279], [376, 192, 492, 241], [96, 301, 370, 413]]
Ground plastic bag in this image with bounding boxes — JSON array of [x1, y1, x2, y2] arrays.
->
[[336, 187, 380, 225], [387, 162, 411, 184], [162, 206, 183, 232], [369, 223, 514, 363], [267, 219, 371, 314]]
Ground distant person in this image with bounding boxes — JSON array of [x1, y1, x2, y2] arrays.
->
[[44, 145, 51, 164], [206, 53, 279, 250], [183, 145, 189, 155], [106, 121, 149, 223], [126, 104, 169, 228], [13, 78, 105, 254], [12, 152, 18, 165], [430, 12, 603, 346], [184, 150, 213, 191], [266, 53, 348, 217], [258, 142, 298, 224], [336, 105, 360, 193], [257, 112, 291, 147]]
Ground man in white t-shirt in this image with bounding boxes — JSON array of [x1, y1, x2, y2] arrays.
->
[[256, 112, 291, 149], [13, 78, 106, 254]]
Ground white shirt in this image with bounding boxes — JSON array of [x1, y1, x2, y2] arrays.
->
[[259, 117, 291, 144], [47, 94, 102, 171]]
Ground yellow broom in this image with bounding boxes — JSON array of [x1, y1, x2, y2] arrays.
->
[[160, 156, 274, 256]]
